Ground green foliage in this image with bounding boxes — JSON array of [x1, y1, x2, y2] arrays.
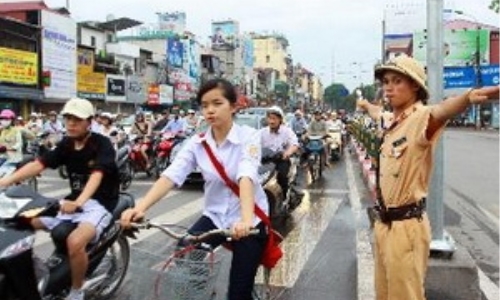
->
[[324, 83, 379, 112], [490, 0, 499, 13]]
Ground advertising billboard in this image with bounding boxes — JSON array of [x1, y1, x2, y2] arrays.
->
[[127, 75, 146, 104], [106, 74, 126, 102], [383, 34, 413, 61], [77, 48, 105, 99], [167, 38, 184, 68], [211, 21, 239, 50], [242, 37, 254, 67], [182, 39, 200, 80], [444, 65, 499, 89], [41, 10, 77, 99], [157, 12, 186, 36], [413, 29, 490, 67], [159, 84, 174, 105], [0, 47, 38, 85]]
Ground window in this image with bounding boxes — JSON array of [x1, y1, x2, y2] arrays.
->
[[266, 55, 270, 63], [91, 36, 96, 47]]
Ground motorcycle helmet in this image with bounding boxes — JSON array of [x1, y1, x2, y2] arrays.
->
[[267, 106, 284, 119], [0, 109, 16, 120]]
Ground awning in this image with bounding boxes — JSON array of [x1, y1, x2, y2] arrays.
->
[[98, 18, 142, 32], [0, 85, 43, 101]]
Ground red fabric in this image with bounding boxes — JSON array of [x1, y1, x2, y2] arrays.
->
[[200, 135, 283, 268]]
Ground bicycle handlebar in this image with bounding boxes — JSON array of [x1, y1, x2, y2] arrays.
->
[[129, 220, 260, 243]]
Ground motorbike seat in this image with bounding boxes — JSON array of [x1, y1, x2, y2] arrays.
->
[[50, 193, 135, 255]]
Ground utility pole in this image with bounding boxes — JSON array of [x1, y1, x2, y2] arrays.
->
[[475, 26, 483, 130], [427, 0, 455, 255]]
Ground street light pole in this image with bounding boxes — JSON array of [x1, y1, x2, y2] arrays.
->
[[427, 0, 456, 255]]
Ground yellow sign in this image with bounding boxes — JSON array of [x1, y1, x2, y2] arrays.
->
[[77, 69, 106, 100], [77, 47, 94, 75], [0, 47, 38, 85]]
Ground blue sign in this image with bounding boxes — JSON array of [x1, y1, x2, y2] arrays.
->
[[480, 65, 500, 87], [444, 65, 499, 89], [167, 38, 184, 68]]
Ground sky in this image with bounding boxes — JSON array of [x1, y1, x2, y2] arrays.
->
[[43, 0, 499, 91]]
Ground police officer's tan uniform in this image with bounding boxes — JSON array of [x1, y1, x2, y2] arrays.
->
[[360, 54, 500, 300], [371, 56, 445, 300], [374, 102, 444, 300]]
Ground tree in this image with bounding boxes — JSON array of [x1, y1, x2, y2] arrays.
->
[[490, 0, 499, 13], [324, 83, 350, 109]]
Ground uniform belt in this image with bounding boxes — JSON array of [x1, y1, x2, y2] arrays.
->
[[374, 198, 426, 225]]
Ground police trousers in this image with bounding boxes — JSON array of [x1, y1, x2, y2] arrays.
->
[[374, 213, 431, 300]]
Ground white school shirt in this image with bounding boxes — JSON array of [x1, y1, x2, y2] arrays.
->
[[260, 125, 299, 152], [162, 123, 269, 229]]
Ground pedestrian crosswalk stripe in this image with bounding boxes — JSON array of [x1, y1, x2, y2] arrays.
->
[[255, 194, 343, 288]]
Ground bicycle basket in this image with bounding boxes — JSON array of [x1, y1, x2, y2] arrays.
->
[[129, 242, 222, 300]]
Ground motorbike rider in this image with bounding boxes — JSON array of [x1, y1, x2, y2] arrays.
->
[[325, 111, 344, 147], [152, 109, 170, 132], [185, 109, 198, 134], [0, 109, 24, 163], [161, 112, 187, 134], [260, 106, 301, 198], [290, 109, 308, 138], [130, 112, 153, 169], [43, 110, 65, 149], [306, 109, 330, 166], [0, 98, 120, 300]]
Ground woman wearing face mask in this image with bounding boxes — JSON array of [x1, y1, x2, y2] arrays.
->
[[0, 109, 24, 163]]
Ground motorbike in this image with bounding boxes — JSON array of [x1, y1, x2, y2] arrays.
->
[[0, 185, 134, 300], [259, 148, 302, 218], [109, 131, 134, 191], [304, 135, 325, 182], [129, 135, 157, 177], [153, 132, 185, 178], [115, 139, 134, 191], [0, 146, 38, 191], [327, 128, 342, 161]]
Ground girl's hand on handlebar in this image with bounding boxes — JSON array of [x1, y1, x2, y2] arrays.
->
[[120, 208, 145, 228], [231, 221, 254, 240]]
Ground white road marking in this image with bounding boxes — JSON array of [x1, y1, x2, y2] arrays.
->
[[346, 152, 375, 300], [479, 267, 500, 300]]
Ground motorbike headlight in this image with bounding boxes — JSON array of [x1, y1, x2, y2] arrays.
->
[[0, 235, 35, 259]]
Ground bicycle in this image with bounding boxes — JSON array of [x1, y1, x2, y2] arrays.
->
[[128, 220, 268, 300]]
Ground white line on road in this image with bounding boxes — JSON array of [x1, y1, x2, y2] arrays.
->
[[479, 268, 500, 300], [346, 153, 375, 300], [477, 204, 499, 229]]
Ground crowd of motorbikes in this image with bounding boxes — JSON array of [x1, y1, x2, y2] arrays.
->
[[0, 122, 347, 299]]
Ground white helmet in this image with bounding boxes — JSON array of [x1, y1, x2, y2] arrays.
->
[[267, 106, 284, 119]]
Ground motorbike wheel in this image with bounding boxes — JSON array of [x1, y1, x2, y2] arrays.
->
[[91, 235, 130, 300], [309, 154, 320, 182], [154, 157, 165, 179], [120, 161, 134, 191], [58, 165, 68, 179]]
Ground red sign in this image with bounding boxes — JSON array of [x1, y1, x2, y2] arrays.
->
[[147, 84, 160, 105]]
